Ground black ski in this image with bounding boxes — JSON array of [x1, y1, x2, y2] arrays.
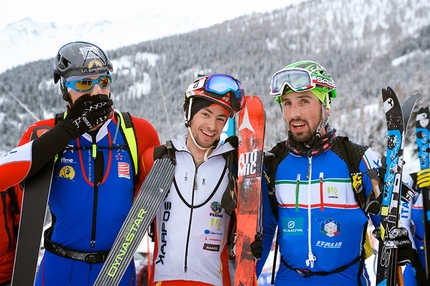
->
[[94, 156, 175, 286], [375, 88, 418, 286], [416, 107, 430, 278], [11, 126, 55, 286]]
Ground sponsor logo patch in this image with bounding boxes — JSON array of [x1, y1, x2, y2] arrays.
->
[[203, 243, 220, 252], [59, 166, 75, 180], [118, 162, 130, 179], [320, 218, 341, 237], [282, 217, 304, 236]]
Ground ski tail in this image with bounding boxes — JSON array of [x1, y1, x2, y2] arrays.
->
[[375, 88, 418, 286], [94, 157, 175, 286]]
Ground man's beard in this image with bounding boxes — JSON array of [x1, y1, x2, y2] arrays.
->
[[290, 130, 314, 143], [288, 120, 316, 143]]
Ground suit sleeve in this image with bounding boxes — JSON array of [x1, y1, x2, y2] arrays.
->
[[0, 143, 33, 190], [256, 165, 278, 276], [360, 147, 382, 227], [0, 118, 78, 190]]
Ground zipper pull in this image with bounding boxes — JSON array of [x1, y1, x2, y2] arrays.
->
[[295, 174, 300, 212], [92, 143, 97, 159], [307, 157, 312, 179], [319, 172, 324, 211]]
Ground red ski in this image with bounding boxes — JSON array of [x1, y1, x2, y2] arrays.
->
[[234, 95, 265, 286]]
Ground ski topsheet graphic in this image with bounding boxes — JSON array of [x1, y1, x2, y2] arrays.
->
[[234, 95, 265, 286], [375, 88, 418, 286], [416, 107, 430, 278], [12, 126, 55, 286], [94, 156, 175, 286]]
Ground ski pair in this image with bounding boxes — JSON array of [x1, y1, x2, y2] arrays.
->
[[415, 107, 430, 279], [375, 87, 419, 286]]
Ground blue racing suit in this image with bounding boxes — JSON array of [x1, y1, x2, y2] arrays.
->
[[15, 113, 159, 286], [256, 132, 381, 285]]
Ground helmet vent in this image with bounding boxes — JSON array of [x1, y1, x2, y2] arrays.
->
[[58, 56, 71, 70]]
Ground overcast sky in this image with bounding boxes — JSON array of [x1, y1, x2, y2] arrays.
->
[[1, 0, 303, 30]]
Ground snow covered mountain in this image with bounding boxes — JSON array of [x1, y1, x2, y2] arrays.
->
[[0, 13, 198, 73]]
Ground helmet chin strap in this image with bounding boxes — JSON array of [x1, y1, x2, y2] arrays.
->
[[187, 126, 213, 162], [185, 97, 222, 161], [315, 99, 330, 137], [303, 98, 330, 148]]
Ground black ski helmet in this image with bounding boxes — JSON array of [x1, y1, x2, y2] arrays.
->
[[53, 41, 113, 101]]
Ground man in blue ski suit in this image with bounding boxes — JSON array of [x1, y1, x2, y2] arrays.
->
[[13, 41, 159, 286], [252, 60, 412, 285]]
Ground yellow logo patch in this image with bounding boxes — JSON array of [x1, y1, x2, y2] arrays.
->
[[88, 60, 103, 69], [59, 166, 75, 180]]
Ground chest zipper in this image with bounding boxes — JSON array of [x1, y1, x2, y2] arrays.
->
[[91, 140, 105, 248], [76, 131, 114, 248], [306, 157, 316, 268], [183, 168, 198, 272], [295, 174, 300, 212], [319, 172, 324, 211]]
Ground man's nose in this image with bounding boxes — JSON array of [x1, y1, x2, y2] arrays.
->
[[90, 83, 102, 95]]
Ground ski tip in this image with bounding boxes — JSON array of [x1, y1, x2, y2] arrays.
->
[[382, 86, 395, 95], [245, 94, 262, 102], [411, 92, 420, 100]]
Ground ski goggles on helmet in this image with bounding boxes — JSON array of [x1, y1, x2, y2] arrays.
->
[[269, 68, 336, 100], [63, 74, 112, 92], [186, 74, 245, 115]]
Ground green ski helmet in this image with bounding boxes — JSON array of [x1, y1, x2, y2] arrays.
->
[[269, 60, 336, 108]]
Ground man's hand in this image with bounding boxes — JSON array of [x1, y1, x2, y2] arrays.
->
[[387, 227, 413, 266], [63, 94, 113, 137], [250, 233, 263, 260], [373, 227, 413, 266]]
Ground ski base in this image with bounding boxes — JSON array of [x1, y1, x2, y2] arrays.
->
[[12, 126, 54, 286], [234, 95, 265, 286], [94, 157, 175, 286]]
